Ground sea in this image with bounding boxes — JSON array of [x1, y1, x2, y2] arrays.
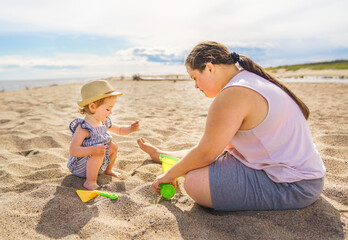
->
[[0, 76, 347, 92], [0, 77, 97, 92]]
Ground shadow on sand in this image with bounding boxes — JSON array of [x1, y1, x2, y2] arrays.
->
[[35, 175, 111, 239], [161, 196, 345, 239]]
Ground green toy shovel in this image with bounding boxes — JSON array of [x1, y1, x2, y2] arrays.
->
[[76, 190, 118, 202]]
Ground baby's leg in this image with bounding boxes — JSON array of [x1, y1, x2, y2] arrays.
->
[[84, 154, 104, 190], [104, 141, 121, 178], [137, 137, 190, 163]]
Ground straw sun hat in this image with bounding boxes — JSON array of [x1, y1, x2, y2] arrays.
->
[[78, 80, 123, 107]]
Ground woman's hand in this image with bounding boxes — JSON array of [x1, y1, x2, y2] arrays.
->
[[152, 172, 176, 195]]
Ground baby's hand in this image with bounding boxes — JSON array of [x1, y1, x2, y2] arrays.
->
[[93, 144, 107, 156], [130, 120, 140, 132]]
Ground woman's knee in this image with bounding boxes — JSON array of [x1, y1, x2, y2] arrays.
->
[[184, 167, 213, 208]]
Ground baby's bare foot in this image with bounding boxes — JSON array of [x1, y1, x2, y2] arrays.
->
[[104, 170, 121, 178], [83, 181, 99, 190], [137, 137, 161, 163]]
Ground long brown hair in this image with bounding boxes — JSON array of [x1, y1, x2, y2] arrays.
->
[[185, 41, 310, 119]]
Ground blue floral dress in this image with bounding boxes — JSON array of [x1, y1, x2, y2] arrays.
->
[[67, 117, 112, 177]]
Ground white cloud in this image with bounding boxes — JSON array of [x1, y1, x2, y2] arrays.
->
[[0, 46, 188, 80], [1, 0, 346, 47], [0, 0, 347, 80]]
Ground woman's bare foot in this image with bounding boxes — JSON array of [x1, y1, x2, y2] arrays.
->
[[83, 181, 100, 190], [104, 170, 121, 178], [137, 137, 161, 163]]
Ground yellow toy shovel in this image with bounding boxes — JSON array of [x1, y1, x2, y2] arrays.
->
[[76, 190, 118, 202]]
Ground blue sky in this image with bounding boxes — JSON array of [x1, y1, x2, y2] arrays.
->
[[0, 0, 347, 81]]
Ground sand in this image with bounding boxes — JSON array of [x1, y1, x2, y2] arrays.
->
[[0, 78, 347, 239], [270, 68, 348, 78]]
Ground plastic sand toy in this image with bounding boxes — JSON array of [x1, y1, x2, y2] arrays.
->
[[159, 183, 176, 199], [158, 154, 179, 199], [76, 190, 118, 202], [159, 154, 179, 173]]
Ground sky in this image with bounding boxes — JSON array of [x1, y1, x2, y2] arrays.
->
[[0, 0, 347, 81]]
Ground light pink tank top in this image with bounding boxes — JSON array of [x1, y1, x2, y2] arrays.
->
[[221, 71, 326, 183]]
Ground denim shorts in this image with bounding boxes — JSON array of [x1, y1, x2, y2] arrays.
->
[[209, 151, 324, 211]]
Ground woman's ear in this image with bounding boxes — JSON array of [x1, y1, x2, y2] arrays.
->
[[206, 62, 215, 74]]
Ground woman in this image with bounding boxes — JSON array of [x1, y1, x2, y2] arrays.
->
[[137, 41, 325, 211]]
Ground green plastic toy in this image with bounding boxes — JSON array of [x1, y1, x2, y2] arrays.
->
[[158, 154, 179, 199], [159, 183, 176, 199], [76, 190, 118, 202]]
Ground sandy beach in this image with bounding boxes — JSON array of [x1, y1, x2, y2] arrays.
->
[[270, 68, 348, 79], [0, 78, 347, 239]]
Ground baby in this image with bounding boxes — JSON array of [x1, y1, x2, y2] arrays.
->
[[67, 80, 139, 190]]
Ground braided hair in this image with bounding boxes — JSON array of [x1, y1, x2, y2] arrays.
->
[[185, 41, 310, 119]]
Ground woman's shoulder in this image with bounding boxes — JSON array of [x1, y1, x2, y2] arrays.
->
[[226, 70, 265, 87], [216, 86, 256, 107], [214, 84, 265, 118], [221, 70, 273, 101], [216, 78, 269, 130]]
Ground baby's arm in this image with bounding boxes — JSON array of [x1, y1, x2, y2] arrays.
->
[[109, 120, 140, 135], [70, 124, 107, 157]]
